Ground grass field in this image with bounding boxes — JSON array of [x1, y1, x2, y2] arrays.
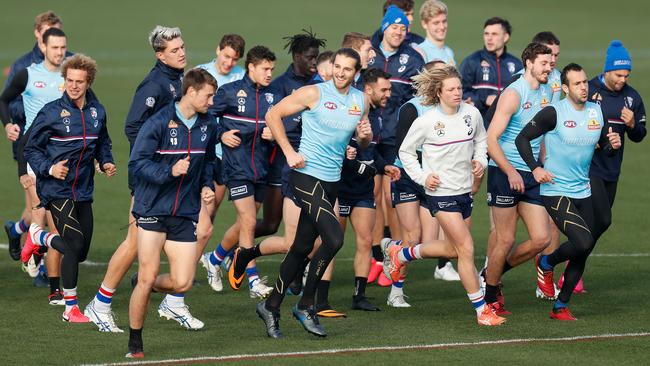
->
[[1, 0, 649, 364]]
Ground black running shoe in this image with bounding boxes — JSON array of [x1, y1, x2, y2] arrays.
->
[[5, 221, 21, 261], [352, 296, 381, 311], [292, 304, 326, 337], [256, 301, 282, 338]]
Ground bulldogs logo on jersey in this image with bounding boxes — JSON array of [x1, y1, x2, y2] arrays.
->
[[507, 62, 516, 74], [463, 114, 472, 127], [145, 97, 155, 108], [265, 93, 274, 105], [201, 124, 207, 133], [169, 84, 177, 98], [90, 107, 98, 120], [399, 54, 409, 65]]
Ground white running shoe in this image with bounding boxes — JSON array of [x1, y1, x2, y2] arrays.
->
[[434, 262, 461, 281], [200, 253, 223, 292], [84, 299, 124, 333], [249, 277, 274, 299], [158, 299, 204, 330], [22, 254, 40, 278], [380, 238, 395, 280], [387, 292, 411, 308]]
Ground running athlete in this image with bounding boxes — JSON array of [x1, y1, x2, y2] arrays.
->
[[206, 45, 280, 299], [415, 0, 455, 64], [0, 27, 68, 301], [385, 65, 504, 326], [484, 43, 554, 314], [515, 63, 621, 320], [22, 54, 115, 323], [126, 69, 218, 358], [235, 48, 371, 338], [83, 26, 188, 332]]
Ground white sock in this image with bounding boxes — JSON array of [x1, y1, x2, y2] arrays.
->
[[467, 290, 485, 315], [165, 294, 185, 308]]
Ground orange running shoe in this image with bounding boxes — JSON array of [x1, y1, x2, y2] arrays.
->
[[477, 305, 507, 326], [62, 305, 90, 323], [550, 307, 577, 321], [377, 272, 392, 287], [368, 258, 383, 283], [228, 248, 245, 290]]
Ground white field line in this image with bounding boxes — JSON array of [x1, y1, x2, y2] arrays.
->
[[1, 243, 649, 266], [82, 332, 650, 366]]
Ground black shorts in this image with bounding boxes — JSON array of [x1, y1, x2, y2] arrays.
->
[[487, 166, 542, 208], [227, 179, 266, 202], [213, 157, 225, 186], [427, 193, 473, 219], [266, 145, 285, 187], [338, 197, 375, 217], [391, 168, 429, 209], [135, 215, 197, 242]]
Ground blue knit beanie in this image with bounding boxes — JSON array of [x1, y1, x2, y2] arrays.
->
[[604, 40, 632, 72], [381, 5, 409, 33]]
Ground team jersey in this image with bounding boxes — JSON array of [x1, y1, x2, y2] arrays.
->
[[23, 62, 64, 131], [541, 99, 604, 198], [399, 103, 487, 196], [196, 61, 245, 159], [296, 80, 365, 182], [489, 76, 547, 171], [416, 39, 455, 65], [515, 68, 562, 105]]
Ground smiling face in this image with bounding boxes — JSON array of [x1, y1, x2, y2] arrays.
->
[[44, 35, 67, 68], [216, 46, 241, 75], [528, 53, 552, 84], [422, 13, 448, 42], [383, 24, 407, 50], [64, 68, 90, 102], [365, 77, 392, 108], [331, 54, 358, 90]]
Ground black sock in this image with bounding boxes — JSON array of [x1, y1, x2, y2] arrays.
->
[[315, 280, 331, 307], [353, 277, 367, 301], [371, 245, 384, 262], [383, 226, 391, 238], [128, 327, 143, 351], [502, 260, 513, 274], [49, 277, 60, 294], [437, 258, 449, 269], [485, 283, 499, 304]]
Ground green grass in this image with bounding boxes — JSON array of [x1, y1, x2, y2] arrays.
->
[[1, 0, 649, 364]]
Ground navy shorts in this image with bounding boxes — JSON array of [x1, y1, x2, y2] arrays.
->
[[487, 166, 542, 207], [227, 179, 266, 202], [213, 157, 225, 186], [391, 168, 429, 209], [266, 146, 285, 187], [427, 193, 474, 219], [135, 215, 197, 242], [338, 197, 375, 217]]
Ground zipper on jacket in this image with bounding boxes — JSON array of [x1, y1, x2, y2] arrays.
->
[[496, 56, 502, 92], [71, 107, 87, 200], [251, 88, 259, 181], [172, 125, 191, 216]]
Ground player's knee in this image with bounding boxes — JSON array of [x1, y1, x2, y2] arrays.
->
[[197, 224, 213, 244], [137, 272, 157, 289], [530, 233, 551, 251], [455, 239, 475, 259], [172, 278, 194, 293]]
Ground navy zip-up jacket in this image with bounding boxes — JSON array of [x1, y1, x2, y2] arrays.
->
[[371, 28, 425, 50], [129, 103, 217, 222], [209, 74, 280, 183], [24, 89, 113, 205], [459, 47, 522, 117], [270, 64, 313, 148], [367, 42, 424, 146], [588, 75, 646, 182], [124, 60, 183, 146]]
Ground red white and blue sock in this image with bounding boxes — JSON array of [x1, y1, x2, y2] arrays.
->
[[64, 287, 78, 312], [93, 283, 115, 313], [165, 293, 185, 308], [9, 219, 28, 237], [32, 225, 60, 248], [390, 275, 406, 295], [246, 265, 260, 287], [209, 243, 228, 266], [397, 245, 422, 264], [468, 290, 486, 314]]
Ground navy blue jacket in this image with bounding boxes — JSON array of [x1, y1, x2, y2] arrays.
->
[[209, 74, 280, 183], [371, 28, 425, 50], [367, 43, 424, 146], [459, 47, 522, 117], [124, 60, 183, 146], [270, 64, 313, 148], [24, 90, 113, 205], [588, 76, 646, 182], [129, 103, 217, 221]]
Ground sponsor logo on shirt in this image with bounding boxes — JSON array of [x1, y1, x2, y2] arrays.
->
[[437, 201, 457, 209], [587, 119, 601, 130], [168, 120, 178, 128], [237, 89, 247, 98], [60, 109, 70, 118], [34, 81, 45, 88], [324, 102, 337, 110], [522, 102, 532, 110], [496, 195, 515, 205], [137, 216, 159, 224], [564, 120, 577, 128], [348, 104, 361, 115], [540, 96, 549, 108], [551, 81, 561, 92]]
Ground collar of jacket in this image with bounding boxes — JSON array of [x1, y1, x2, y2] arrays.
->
[[60, 88, 99, 110], [480, 46, 510, 61], [154, 59, 184, 79]]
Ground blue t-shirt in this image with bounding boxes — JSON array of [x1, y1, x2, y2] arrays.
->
[[174, 103, 197, 129], [417, 39, 455, 65], [541, 99, 604, 198], [24, 62, 64, 131], [297, 80, 365, 181]]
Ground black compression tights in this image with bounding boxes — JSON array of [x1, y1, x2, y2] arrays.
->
[[542, 196, 595, 304], [49, 199, 94, 290], [266, 171, 343, 311]]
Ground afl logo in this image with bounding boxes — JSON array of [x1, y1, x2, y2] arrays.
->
[[34, 81, 45, 88], [324, 102, 337, 110], [564, 120, 576, 128], [522, 102, 532, 110]]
